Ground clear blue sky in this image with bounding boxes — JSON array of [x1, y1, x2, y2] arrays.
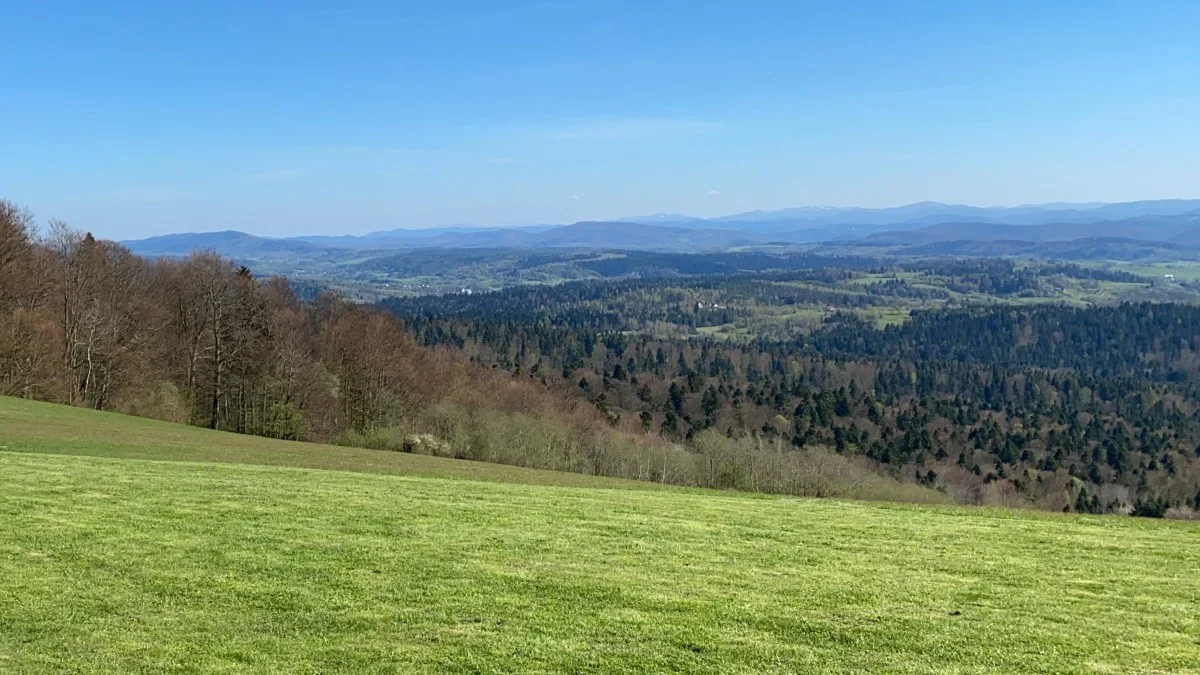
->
[[4, 1, 1199, 238]]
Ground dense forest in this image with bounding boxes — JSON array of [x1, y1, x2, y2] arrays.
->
[[379, 259, 1183, 340], [382, 267, 1200, 517]]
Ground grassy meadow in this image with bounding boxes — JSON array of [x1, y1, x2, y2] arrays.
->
[[1, 396, 1198, 673]]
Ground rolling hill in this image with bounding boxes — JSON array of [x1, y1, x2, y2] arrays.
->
[[526, 221, 758, 249], [121, 199, 1200, 259], [123, 230, 336, 259], [116, 201, 1200, 271], [2, 396, 1198, 672], [898, 237, 1200, 260], [863, 213, 1200, 246]]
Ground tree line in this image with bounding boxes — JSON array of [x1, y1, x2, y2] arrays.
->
[[0, 200, 604, 442]]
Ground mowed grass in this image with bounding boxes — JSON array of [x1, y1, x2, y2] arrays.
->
[[1, 399, 1199, 673]]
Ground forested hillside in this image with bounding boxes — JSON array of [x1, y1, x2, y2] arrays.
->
[[0, 200, 929, 503], [382, 268, 1200, 515], [0, 201, 635, 466]]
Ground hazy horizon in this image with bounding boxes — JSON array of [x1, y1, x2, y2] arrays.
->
[[109, 197, 1200, 241]]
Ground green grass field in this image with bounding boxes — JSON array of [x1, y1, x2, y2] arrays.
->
[[2, 397, 1199, 673], [1084, 261, 1200, 282]]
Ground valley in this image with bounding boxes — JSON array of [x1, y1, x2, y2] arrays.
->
[[12, 5, 1200, 671]]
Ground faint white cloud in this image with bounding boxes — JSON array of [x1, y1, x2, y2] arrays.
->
[[532, 118, 722, 142], [570, 194, 581, 200], [709, 189, 721, 195]]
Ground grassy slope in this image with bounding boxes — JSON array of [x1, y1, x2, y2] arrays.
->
[[1, 398, 1199, 673], [0, 396, 652, 491]]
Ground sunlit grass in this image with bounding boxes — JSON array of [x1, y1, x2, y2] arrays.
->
[[1, 397, 1198, 672], [2, 451, 1197, 673]]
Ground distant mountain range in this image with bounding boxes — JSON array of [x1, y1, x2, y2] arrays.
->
[[124, 221, 760, 258], [624, 199, 1200, 231], [121, 199, 1200, 260]]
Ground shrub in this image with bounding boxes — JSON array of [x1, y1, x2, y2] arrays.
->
[[1130, 495, 1168, 518]]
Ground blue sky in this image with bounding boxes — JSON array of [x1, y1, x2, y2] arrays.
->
[[3, 1, 1200, 238]]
